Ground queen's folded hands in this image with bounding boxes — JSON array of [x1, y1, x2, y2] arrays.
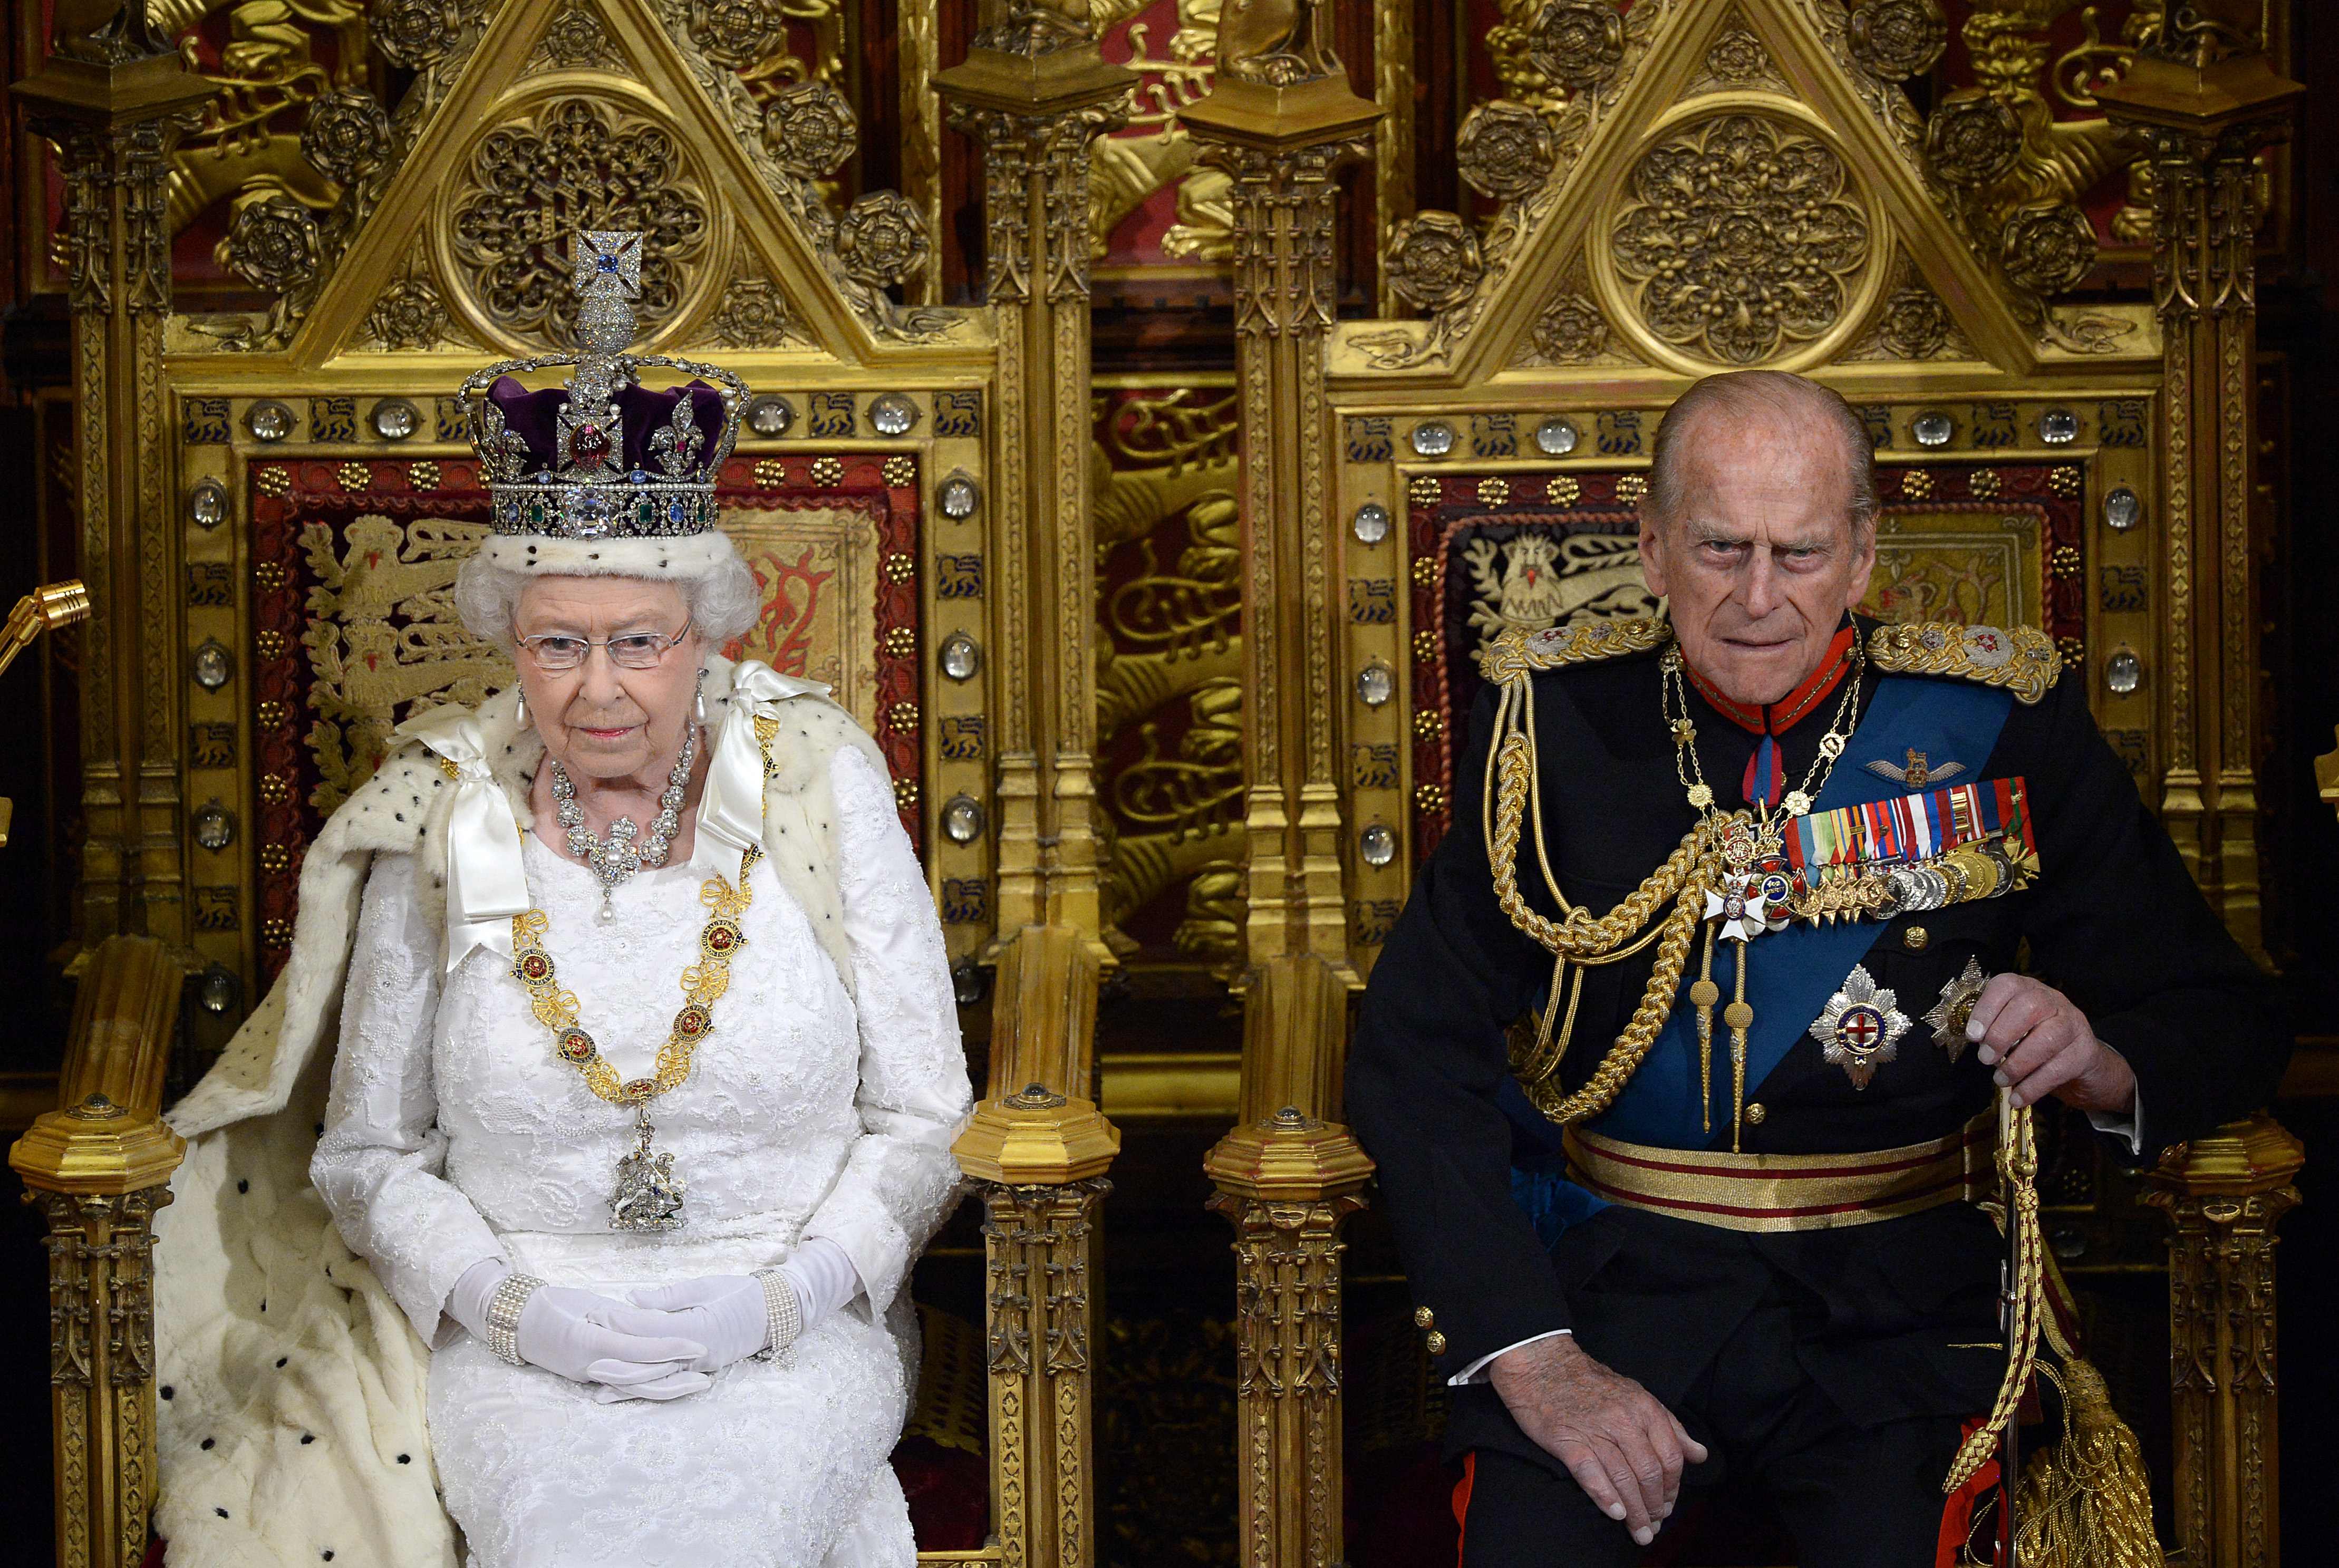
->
[[446, 1258, 711, 1401], [622, 1235, 869, 1387]]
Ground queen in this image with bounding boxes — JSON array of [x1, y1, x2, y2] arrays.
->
[[152, 233, 971, 1568]]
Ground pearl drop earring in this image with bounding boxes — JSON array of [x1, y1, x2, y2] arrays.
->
[[515, 686, 527, 727], [694, 666, 709, 727]]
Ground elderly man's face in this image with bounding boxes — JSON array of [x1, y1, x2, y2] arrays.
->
[[513, 576, 707, 783], [1637, 407, 1874, 707]]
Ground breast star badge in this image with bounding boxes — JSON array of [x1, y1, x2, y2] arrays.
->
[[1810, 964, 1911, 1089], [1922, 957, 1991, 1061]]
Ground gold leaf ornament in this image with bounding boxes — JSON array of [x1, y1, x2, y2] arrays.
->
[[1456, 100, 1559, 204], [1924, 91, 2023, 189], [1701, 28, 1774, 86], [449, 99, 711, 345], [1845, 0, 1948, 82], [1532, 293, 1610, 362], [369, 0, 463, 70], [1876, 284, 1953, 359], [1609, 114, 1870, 366], [760, 80, 859, 179], [833, 192, 931, 288], [1526, 0, 1625, 94], [708, 278, 800, 349], [217, 191, 322, 294], [1385, 212, 1485, 314], [687, 0, 788, 69], [299, 91, 392, 186], [1999, 201, 2099, 296], [366, 278, 448, 351]]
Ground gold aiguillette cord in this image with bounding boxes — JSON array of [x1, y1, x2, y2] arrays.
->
[[1691, 921, 1755, 1150], [1691, 925, 1719, 1135], [1724, 948, 1752, 1152]]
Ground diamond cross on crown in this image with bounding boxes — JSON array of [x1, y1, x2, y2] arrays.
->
[[573, 230, 643, 296]]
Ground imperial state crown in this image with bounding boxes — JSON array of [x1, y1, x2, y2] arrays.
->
[[459, 230, 747, 551]]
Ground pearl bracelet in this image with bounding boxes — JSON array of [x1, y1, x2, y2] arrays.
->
[[751, 1267, 801, 1362], [484, 1272, 548, 1366]]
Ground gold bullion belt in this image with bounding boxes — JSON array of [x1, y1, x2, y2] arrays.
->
[[1562, 1109, 1996, 1233]]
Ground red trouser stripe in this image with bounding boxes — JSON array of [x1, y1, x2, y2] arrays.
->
[[1452, 1450, 1477, 1567]]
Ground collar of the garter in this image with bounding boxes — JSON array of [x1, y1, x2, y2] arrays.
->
[[1680, 623, 1860, 808]]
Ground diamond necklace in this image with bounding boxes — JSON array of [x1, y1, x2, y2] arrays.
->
[[551, 723, 699, 922]]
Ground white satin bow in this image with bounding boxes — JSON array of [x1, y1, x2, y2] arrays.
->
[[391, 705, 531, 973], [691, 660, 832, 876], [396, 662, 828, 970]]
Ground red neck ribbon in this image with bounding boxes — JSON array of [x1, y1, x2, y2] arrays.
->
[[1681, 626, 1860, 808]]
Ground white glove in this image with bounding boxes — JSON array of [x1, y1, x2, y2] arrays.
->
[[626, 1237, 865, 1378], [447, 1259, 711, 1401]]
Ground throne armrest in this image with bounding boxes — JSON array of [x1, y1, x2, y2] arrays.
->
[[14, 933, 186, 1194], [2143, 1110, 2302, 1568], [10, 933, 188, 1568]]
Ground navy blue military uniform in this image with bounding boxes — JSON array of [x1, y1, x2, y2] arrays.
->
[[1346, 616, 2288, 1566]]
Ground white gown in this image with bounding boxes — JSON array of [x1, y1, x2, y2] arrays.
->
[[311, 746, 972, 1568]]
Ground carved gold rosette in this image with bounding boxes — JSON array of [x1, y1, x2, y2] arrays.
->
[[1595, 106, 1886, 372]]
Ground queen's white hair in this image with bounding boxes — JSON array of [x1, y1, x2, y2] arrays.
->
[[453, 534, 762, 651]]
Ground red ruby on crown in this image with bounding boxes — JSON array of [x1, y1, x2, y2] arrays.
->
[[571, 423, 611, 469]]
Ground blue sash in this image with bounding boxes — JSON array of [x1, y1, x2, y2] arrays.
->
[[1511, 677, 2016, 1158]]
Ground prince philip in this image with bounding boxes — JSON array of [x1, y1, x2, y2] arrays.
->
[[1347, 371, 2288, 1565]]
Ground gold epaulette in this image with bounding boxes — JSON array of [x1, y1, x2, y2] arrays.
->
[[1867, 622, 2061, 705], [1476, 615, 1671, 683]]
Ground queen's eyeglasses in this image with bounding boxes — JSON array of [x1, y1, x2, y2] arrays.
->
[[517, 616, 694, 672]]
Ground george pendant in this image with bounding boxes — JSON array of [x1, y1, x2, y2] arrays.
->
[[610, 1106, 688, 1232]]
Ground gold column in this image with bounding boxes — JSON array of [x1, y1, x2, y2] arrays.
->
[[10, 935, 189, 1568], [952, 926, 1121, 1568], [1202, 959, 1374, 1568], [2096, 10, 2299, 958], [15, 4, 215, 951], [2142, 1114, 2302, 1568], [1181, 15, 1381, 1566], [936, 7, 1133, 960], [935, 19, 1131, 1564], [1180, 12, 1379, 979]]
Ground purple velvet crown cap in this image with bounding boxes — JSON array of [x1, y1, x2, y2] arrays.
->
[[486, 374, 729, 477]]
